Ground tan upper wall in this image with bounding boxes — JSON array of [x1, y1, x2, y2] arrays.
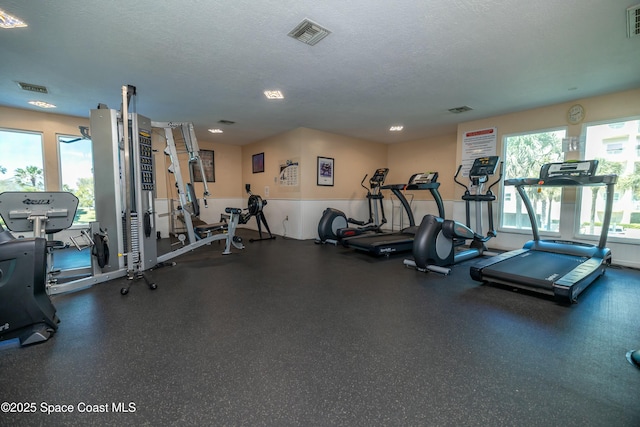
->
[[458, 88, 640, 145], [240, 128, 303, 199], [0, 106, 241, 200], [455, 88, 640, 197], [0, 106, 89, 190], [386, 132, 458, 201], [2, 87, 639, 204], [153, 128, 242, 200], [299, 128, 387, 200], [241, 127, 387, 200]]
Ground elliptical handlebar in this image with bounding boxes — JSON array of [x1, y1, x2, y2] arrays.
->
[[453, 165, 469, 193], [360, 174, 369, 193], [487, 161, 504, 195]]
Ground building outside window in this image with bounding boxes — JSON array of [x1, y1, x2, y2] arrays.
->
[[579, 118, 640, 240]]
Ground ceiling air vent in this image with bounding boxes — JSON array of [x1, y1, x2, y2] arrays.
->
[[627, 4, 640, 38], [288, 19, 331, 46], [218, 119, 236, 125], [448, 105, 473, 114], [17, 81, 48, 94]]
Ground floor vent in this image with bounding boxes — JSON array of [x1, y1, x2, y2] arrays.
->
[[288, 19, 331, 46], [628, 4, 640, 38], [18, 81, 48, 94]]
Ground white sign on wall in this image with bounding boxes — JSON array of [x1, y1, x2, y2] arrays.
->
[[461, 127, 497, 176]]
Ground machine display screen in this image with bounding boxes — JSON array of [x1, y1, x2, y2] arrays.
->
[[370, 168, 389, 183], [541, 160, 598, 178], [410, 172, 438, 184], [469, 156, 499, 177]]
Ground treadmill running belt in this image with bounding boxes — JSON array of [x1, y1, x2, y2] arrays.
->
[[345, 231, 414, 255], [481, 250, 588, 290]]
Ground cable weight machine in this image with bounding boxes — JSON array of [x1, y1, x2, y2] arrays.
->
[[50, 85, 244, 296], [157, 121, 245, 254]]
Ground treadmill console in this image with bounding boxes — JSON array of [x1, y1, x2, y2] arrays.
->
[[370, 168, 389, 187], [540, 160, 598, 179], [469, 156, 499, 177], [408, 172, 438, 185]]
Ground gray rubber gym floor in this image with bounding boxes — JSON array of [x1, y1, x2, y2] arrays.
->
[[1, 229, 639, 426]]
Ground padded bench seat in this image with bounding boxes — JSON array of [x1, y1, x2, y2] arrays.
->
[[193, 207, 242, 239]]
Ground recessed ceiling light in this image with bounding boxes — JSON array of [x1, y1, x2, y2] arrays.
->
[[28, 101, 56, 109], [208, 128, 223, 134], [389, 125, 404, 132], [0, 9, 27, 29], [264, 90, 284, 100]]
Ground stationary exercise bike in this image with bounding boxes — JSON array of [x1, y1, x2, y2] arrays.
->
[[0, 191, 79, 346], [317, 168, 388, 244], [404, 156, 502, 274]]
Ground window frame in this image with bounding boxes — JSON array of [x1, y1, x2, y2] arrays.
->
[[0, 127, 46, 191], [56, 133, 95, 226], [575, 115, 640, 245], [498, 126, 567, 237]]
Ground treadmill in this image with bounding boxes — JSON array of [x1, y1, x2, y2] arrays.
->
[[343, 172, 445, 256], [470, 160, 617, 304]]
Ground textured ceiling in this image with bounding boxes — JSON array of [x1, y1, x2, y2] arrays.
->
[[1, 0, 639, 145]]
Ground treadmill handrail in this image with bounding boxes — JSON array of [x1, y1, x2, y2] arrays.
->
[[381, 177, 446, 227], [505, 174, 618, 187], [508, 174, 617, 249], [388, 186, 416, 227]]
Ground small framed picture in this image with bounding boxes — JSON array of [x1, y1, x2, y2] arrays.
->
[[191, 150, 215, 182], [252, 152, 264, 173], [317, 156, 334, 186]]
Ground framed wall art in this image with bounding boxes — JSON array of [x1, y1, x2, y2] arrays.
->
[[191, 150, 215, 182], [252, 152, 265, 173], [317, 156, 334, 186]]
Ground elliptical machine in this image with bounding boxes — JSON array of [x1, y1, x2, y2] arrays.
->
[[317, 168, 388, 244], [404, 156, 502, 274]]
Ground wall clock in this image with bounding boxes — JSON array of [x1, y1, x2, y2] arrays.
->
[[567, 104, 585, 124]]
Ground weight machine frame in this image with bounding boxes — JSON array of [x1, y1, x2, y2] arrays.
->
[[48, 85, 243, 295]]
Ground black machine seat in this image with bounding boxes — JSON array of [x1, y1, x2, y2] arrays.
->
[[193, 207, 242, 239], [194, 222, 227, 238]]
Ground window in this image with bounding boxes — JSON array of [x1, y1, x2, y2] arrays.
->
[[0, 129, 45, 192], [579, 118, 640, 240], [58, 135, 95, 225], [604, 140, 624, 155], [500, 129, 565, 232]]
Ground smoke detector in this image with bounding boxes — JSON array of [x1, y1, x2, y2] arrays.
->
[[288, 19, 331, 46]]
